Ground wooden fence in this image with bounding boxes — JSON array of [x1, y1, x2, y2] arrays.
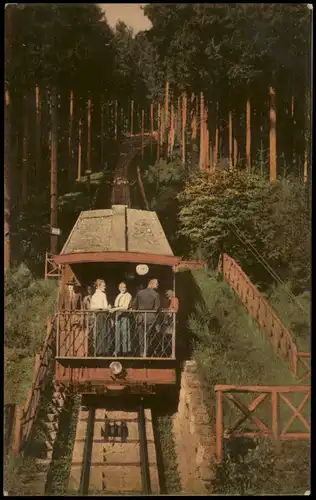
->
[[215, 384, 311, 463], [220, 253, 310, 382], [12, 316, 57, 455]]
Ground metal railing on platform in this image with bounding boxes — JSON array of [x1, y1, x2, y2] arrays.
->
[[56, 310, 176, 359]]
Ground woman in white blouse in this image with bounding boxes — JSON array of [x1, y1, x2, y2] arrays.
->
[[113, 282, 132, 355], [90, 279, 111, 355]]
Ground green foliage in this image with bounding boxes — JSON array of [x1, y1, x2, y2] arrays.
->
[[143, 4, 311, 97], [154, 415, 182, 493], [143, 157, 190, 255], [5, 265, 58, 404], [5, 265, 58, 353], [46, 394, 81, 495], [178, 170, 311, 291], [189, 270, 310, 495], [178, 168, 269, 264], [212, 438, 310, 495], [268, 283, 310, 352], [189, 271, 300, 417], [7, 4, 115, 93]]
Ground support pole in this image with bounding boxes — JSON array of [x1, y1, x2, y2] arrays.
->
[[50, 88, 58, 255]]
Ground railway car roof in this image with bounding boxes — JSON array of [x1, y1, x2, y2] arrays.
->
[[54, 205, 180, 266]]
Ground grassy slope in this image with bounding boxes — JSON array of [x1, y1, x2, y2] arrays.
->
[[188, 270, 310, 494], [5, 267, 58, 405]]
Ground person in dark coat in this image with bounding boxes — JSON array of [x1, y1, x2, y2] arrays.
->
[[58, 278, 82, 311], [131, 279, 160, 356]]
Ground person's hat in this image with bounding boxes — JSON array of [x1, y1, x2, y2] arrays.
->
[[165, 289, 174, 298]]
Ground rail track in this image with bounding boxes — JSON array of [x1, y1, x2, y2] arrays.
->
[[68, 397, 160, 495]]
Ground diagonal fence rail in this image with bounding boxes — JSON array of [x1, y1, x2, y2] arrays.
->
[[12, 316, 57, 455], [220, 253, 310, 382], [215, 385, 311, 463]]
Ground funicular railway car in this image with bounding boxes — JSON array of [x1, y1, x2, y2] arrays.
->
[[53, 204, 203, 396]]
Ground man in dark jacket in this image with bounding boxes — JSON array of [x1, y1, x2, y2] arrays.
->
[[131, 279, 160, 356]]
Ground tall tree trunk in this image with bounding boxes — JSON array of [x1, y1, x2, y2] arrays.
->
[[100, 96, 104, 168], [5, 89, 11, 271], [234, 137, 238, 167], [199, 92, 204, 170], [213, 102, 219, 168], [190, 93, 197, 168], [35, 85, 42, 182], [141, 109, 144, 159], [130, 99, 134, 135], [157, 102, 161, 162], [182, 92, 187, 166], [246, 98, 251, 172], [87, 93, 91, 173], [77, 117, 82, 181], [22, 92, 29, 205], [114, 99, 118, 141], [269, 86, 277, 183], [228, 110, 233, 167], [150, 101, 154, 155], [68, 89, 74, 183], [50, 88, 58, 254], [165, 81, 169, 127], [204, 106, 209, 171]]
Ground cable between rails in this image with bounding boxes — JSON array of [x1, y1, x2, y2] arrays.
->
[[226, 221, 309, 316]]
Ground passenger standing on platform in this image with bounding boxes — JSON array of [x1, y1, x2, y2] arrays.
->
[[90, 279, 111, 355], [113, 282, 132, 356], [165, 290, 179, 313], [58, 278, 82, 311], [82, 285, 94, 310], [83, 285, 94, 355], [131, 279, 160, 356]]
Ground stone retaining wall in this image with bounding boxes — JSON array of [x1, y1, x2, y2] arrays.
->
[[172, 360, 215, 494]]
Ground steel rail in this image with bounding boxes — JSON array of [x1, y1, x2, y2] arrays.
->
[[79, 407, 95, 495], [138, 400, 151, 494]]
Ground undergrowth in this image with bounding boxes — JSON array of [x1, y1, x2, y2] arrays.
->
[[189, 269, 310, 495], [46, 393, 81, 495], [152, 410, 182, 494], [267, 282, 310, 352], [4, 264, 58, 404]]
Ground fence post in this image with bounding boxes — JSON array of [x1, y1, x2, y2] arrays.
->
[[44, 252, 48, 280], [292, 343, 298, 377], [271, 390, 280, 453], [216, 389, 223, 463], [12, 405, 23, 456]]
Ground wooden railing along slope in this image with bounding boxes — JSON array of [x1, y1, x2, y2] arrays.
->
[[214, 254, 311, 462], [12, 316, 57, 455], [220, 253, 310, 382]]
